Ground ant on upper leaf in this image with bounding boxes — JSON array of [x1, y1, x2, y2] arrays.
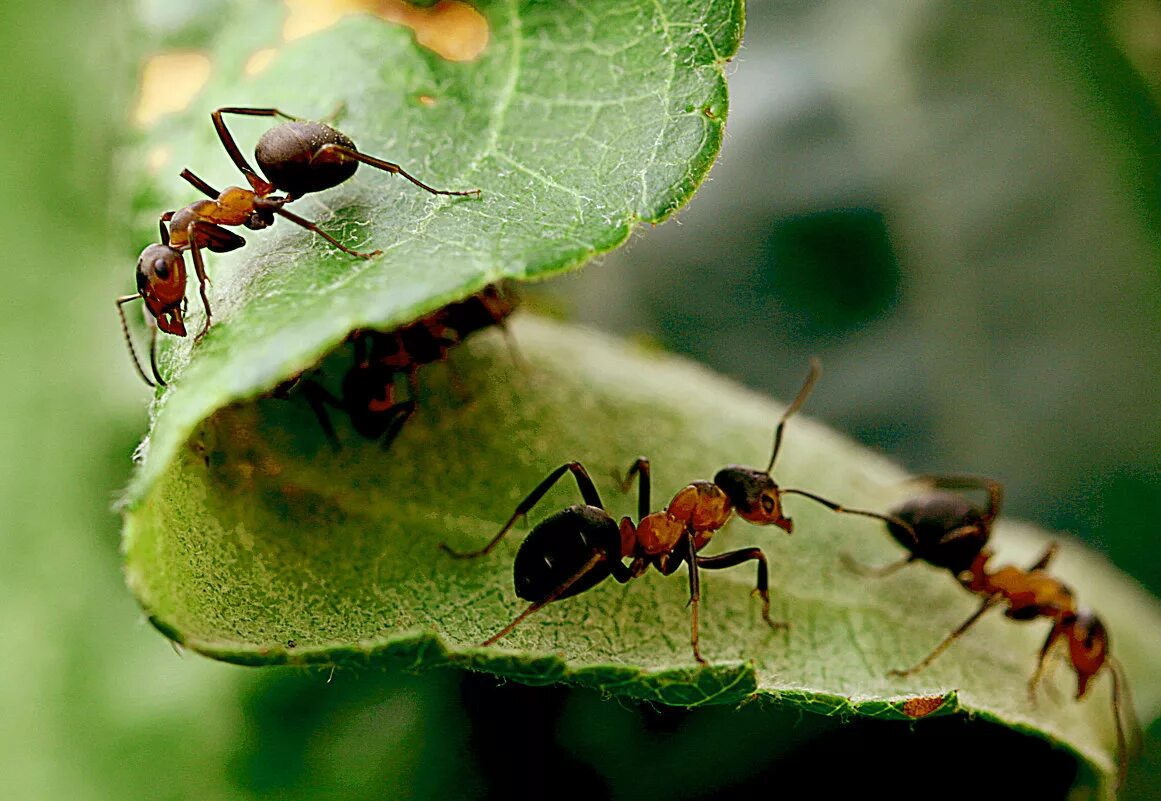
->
[[116, 107, 481, 387], [288, 283, 519, 451], [851, 475, 1141, 788], [441, 360, 917, 664]]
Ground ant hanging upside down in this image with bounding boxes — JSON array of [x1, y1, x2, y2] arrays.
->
[[442, 360, 917, 664], [287, 283, 519, 451], [117, 106, 481, 387], [852, 475, 1140, 788]]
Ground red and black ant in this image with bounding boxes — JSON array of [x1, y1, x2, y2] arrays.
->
[[290, 283, 518, 450], [441, 360, 917, 663], [855, 476, 1140, 788], [117, 106, 481, 387]]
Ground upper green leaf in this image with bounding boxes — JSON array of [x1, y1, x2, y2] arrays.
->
[[124, 0, 742, 502]]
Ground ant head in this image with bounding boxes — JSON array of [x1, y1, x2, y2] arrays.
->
[[1068, 609, 1109, 699], [713, 467, 792, 532], [136, 244, 188, 336], [711, 360, 822, 533]]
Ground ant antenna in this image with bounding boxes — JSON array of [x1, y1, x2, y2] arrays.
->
[[116, 295, 158, 388], [765, 357, 822, 474]]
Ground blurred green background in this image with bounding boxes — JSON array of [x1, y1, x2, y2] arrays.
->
[[3, 0, 1158, 798]]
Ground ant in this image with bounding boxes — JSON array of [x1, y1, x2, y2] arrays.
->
[[290, 284, 518, 450], [116, 209, 245, 386], [117, 106, 480, 387], [441, 360, 917, 664], [854, 476, 1140, 788]]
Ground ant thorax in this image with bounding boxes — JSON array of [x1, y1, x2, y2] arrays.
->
[[631, 482, 732, 556], [986, 565, 1076, 619]]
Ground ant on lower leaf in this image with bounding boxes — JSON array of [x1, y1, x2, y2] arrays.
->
[[442, 360, 917, 664], [117, 107, 481, 387], [854, 475, 1141, 788]]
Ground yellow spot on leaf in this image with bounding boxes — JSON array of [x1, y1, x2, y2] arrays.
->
[[283, 0, 489, 62], [418, 94, 437, 107], [145, 146, 172, 174], [244, 47, 279, 77], [134, 52, 212, 127]]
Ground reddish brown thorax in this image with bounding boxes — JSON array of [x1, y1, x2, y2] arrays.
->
[[625, 482, 733, 557]]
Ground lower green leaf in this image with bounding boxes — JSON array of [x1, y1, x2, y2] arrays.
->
[[123, 315, 1161, 796]]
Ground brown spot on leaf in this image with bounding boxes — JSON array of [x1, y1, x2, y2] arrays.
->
[[283, 0, 489, 62], [134, 52, 213, 127], [902, 695, 946, 719]]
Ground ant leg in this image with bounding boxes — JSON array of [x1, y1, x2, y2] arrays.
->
[[379, 402, 416, 451], [159, 210, 175, 244], [479, 552, 608, 647], [186, 223, 216, 342], [1028, 625, 1066, 702], [179, 168, 220, 199], [780, 487, 918, 545], [683, 535, 707, 665], [441, 462, 604, 558], [889, 595, 1001, 677], [1027, 543, 1059, 572], [380, 371, 420, 450], [274, 206, 383, 259], [838, 552, 917, 578], [299, 380, 344, 452], [698, 547, 789, 632], [912, 475, 1004, 525], [311, 144, 482, 197], [116, 295, 159, 387], [618, 458, 651, 520], [764, 357, 821, 473], [211, 107, 297, 194]]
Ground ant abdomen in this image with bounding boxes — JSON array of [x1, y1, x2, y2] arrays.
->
[[255, 121, 358, 197], [889, 492, 989, 573], [513, 506, 620, 602]]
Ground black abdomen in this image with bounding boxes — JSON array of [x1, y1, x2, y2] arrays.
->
[[255, 121, 359, 197], [889, 492, 988, 574], [513, 506, 621, 602]]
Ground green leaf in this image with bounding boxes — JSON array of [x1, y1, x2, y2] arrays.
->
[[125, 316, 1161, 797], [125, 0, 742, 501]]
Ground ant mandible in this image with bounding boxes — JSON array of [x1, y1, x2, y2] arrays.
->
[[441, 360, 917, 664], [856, 476, 1140, 788], [117, 107, 480, 387], [292, 284, 519, 450]]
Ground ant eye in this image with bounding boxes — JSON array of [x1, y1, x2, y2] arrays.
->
[[153, 259, 170, 280], [761, 495, 775, 514]]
